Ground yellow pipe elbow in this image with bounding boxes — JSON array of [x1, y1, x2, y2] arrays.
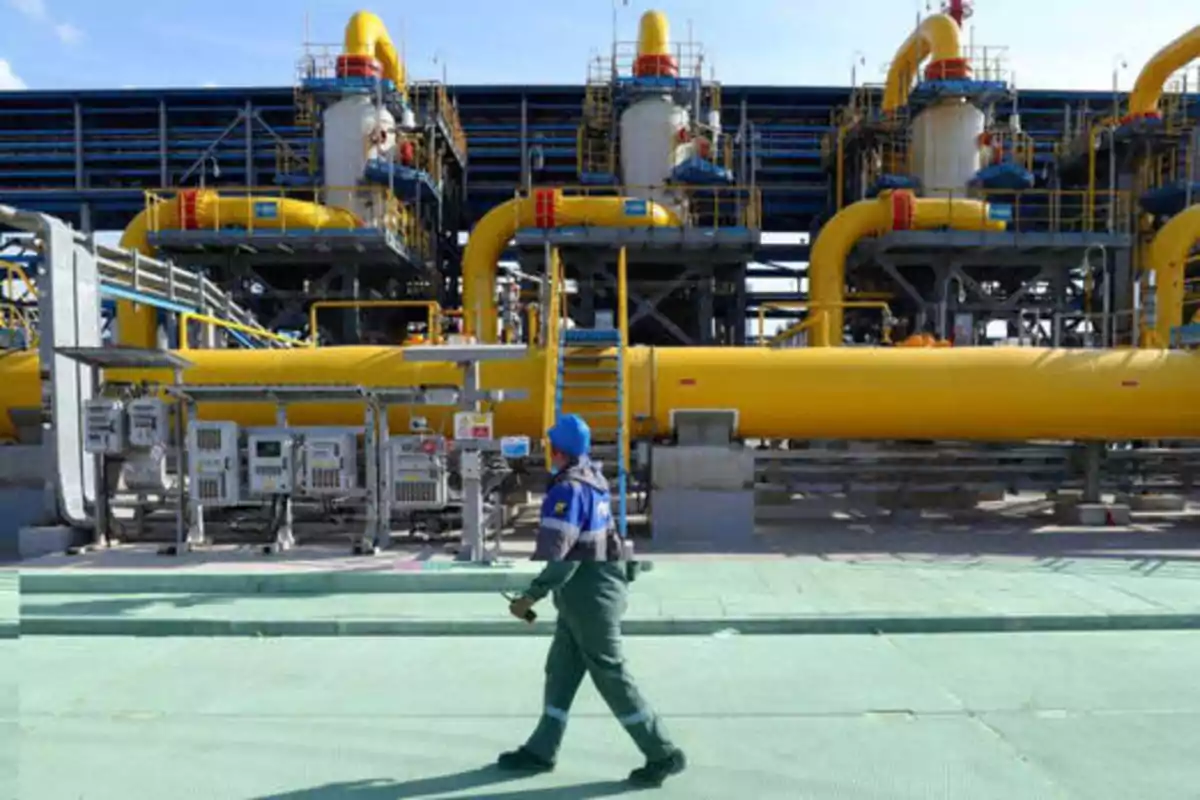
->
[[1145, 203, 1200, 348], [1125, 25, 1200, 122], [343, 10, 405, 90], [637, 11, 671, 58], [115, 191, 362, 346], [809, 192, 1002, 347], [882, 13, 965, 114], [461, 193, 680, 342]]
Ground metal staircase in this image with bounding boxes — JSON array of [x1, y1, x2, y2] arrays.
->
[[578, 82, 616, 181], [554, 326, 628, 536]]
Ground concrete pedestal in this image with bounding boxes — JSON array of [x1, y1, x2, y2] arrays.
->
[[651, 445, 755, 547]]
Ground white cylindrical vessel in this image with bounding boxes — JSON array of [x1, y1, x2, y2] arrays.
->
[[619, 95, 689, 209], [909, 100, 985, 196], [322, 96, 396, 221]]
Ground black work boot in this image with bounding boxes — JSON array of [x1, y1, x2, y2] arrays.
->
[[496, 746, 555, 773], [628, 749, 687, 787]]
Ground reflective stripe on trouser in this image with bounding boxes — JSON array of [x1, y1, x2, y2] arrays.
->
[[524, 607, 675, 762]]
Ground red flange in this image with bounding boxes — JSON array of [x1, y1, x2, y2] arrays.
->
[[890, 191, 916, 231], [924, 58, 972, 81], [179, 190, 200, 230], [533, 189, 558, 229], [336, 54, 383, 79], [633, 54, 678, 79]]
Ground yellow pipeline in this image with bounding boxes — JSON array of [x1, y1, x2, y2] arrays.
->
[[115, 191, 360, 347], [637, 11, 670, 57], [809, 191, 1005, 346], [1125, 25, 1200, 123], [461, 190, 679, 342], [3, 345, 1200, 442], [343, 10, 405, 92], [1145, 203, 1200, 348], [882, 13, 965, 114]]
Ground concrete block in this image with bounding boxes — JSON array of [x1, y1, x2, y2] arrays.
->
[[651, 489, 754, 548], [652, 445, 753, 491], [1055, 502, 1132, 526], [14, 525, 88, 559], [1118, 494, 1187, 513]]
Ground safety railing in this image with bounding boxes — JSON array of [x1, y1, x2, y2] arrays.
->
[[542, 248, 568, 469], [410, 80, 469, 159], [309, 299, 443, 346], [616, 246, 631, 485], [758, 300, 894, 348], [918, 187, 1134, 234], [589, 40, 709, 83], [178, 311, 307, 351], [296, 43, 408, 95], [142, 185, 429, 260], [0, 301, 37, 349], [522, 184, 762, 232]]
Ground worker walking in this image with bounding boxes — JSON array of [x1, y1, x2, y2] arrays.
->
[[498, 414, 686, 788]]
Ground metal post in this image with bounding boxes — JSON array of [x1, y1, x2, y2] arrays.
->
[[244, 100, 255, 187], [173, 371, 187, 555], [458, 359, 486, 562], [90, 371, 108, 549], [1083, 441, 1103, 504], [377, 396, 393, 550], [362, 398, 378, 553], [73, 100, 84, 191], [159, 99, 169, 187]]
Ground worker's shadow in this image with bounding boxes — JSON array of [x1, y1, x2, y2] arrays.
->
[[252, 765, 641, 799]]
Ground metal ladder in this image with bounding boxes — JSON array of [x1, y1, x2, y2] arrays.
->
[[554, 326, 628, 536]]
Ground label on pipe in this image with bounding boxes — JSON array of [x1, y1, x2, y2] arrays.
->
[[454, 411, 494, 440], [254, 202, 279, 220], [623, 198, 648, 216]]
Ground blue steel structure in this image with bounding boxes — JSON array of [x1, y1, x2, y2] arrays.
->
[[0, 83, 1161, 327]]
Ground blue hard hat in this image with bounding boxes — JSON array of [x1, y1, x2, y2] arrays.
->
[[547, 414, 591, 457]]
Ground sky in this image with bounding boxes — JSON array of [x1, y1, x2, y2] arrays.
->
[[0, 0, 1196, 92]]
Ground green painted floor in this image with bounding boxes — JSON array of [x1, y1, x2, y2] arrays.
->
[[15, 631, 1200, 799], [18, 556, 1200, 637]]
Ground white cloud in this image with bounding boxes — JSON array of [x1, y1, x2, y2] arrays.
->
[[8, 0, 83, 46], [0, 59, 26, 90], [8, 0, 48, 22], [54, 22, 82, 45], [201, 81, 220, 88]]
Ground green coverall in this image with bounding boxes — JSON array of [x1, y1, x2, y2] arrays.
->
[[519, 464, 676, 764]]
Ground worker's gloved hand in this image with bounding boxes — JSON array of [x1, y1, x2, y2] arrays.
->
[[509, 595, 536, 623]]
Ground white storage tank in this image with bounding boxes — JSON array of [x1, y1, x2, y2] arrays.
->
[[322, 96, 396, 221], [909, 100, 985, 196], [619, 94, 689, 208]]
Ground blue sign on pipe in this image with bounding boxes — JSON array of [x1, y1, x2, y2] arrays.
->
[[254, 201, 278, 220], [623, 198, 648, 217], [501, 436, 531, 459], [987, 204, 1013, 222]]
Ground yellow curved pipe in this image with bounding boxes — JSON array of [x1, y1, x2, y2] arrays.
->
[[809, 192, 1005, 346], [461, 192, 680, 342], [116, 191, 361, 347], [4, 345, 1200, 443], [637, 11, 671, 58], [1125, 25, 1200, 122], [882, 13, 965, 114], [1145, 203, 1200, 348], [343, 10, 405, 91]]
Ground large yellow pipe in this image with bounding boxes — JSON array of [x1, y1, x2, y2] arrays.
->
[[343, 10, 405, 91], [1124, 25, 1200, 123], [3, 346, 1200, 443], [461, 191, 680, 342], [1145, 203, 1200, 348], [809, 192, 1005, 346], [115, 191, 361, 347], [882, 13, 966, 114]]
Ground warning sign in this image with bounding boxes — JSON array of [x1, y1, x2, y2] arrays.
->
[[453, 412, 494, 441]]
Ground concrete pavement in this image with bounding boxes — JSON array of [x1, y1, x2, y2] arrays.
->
[[16, 631, 1200, 799]]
